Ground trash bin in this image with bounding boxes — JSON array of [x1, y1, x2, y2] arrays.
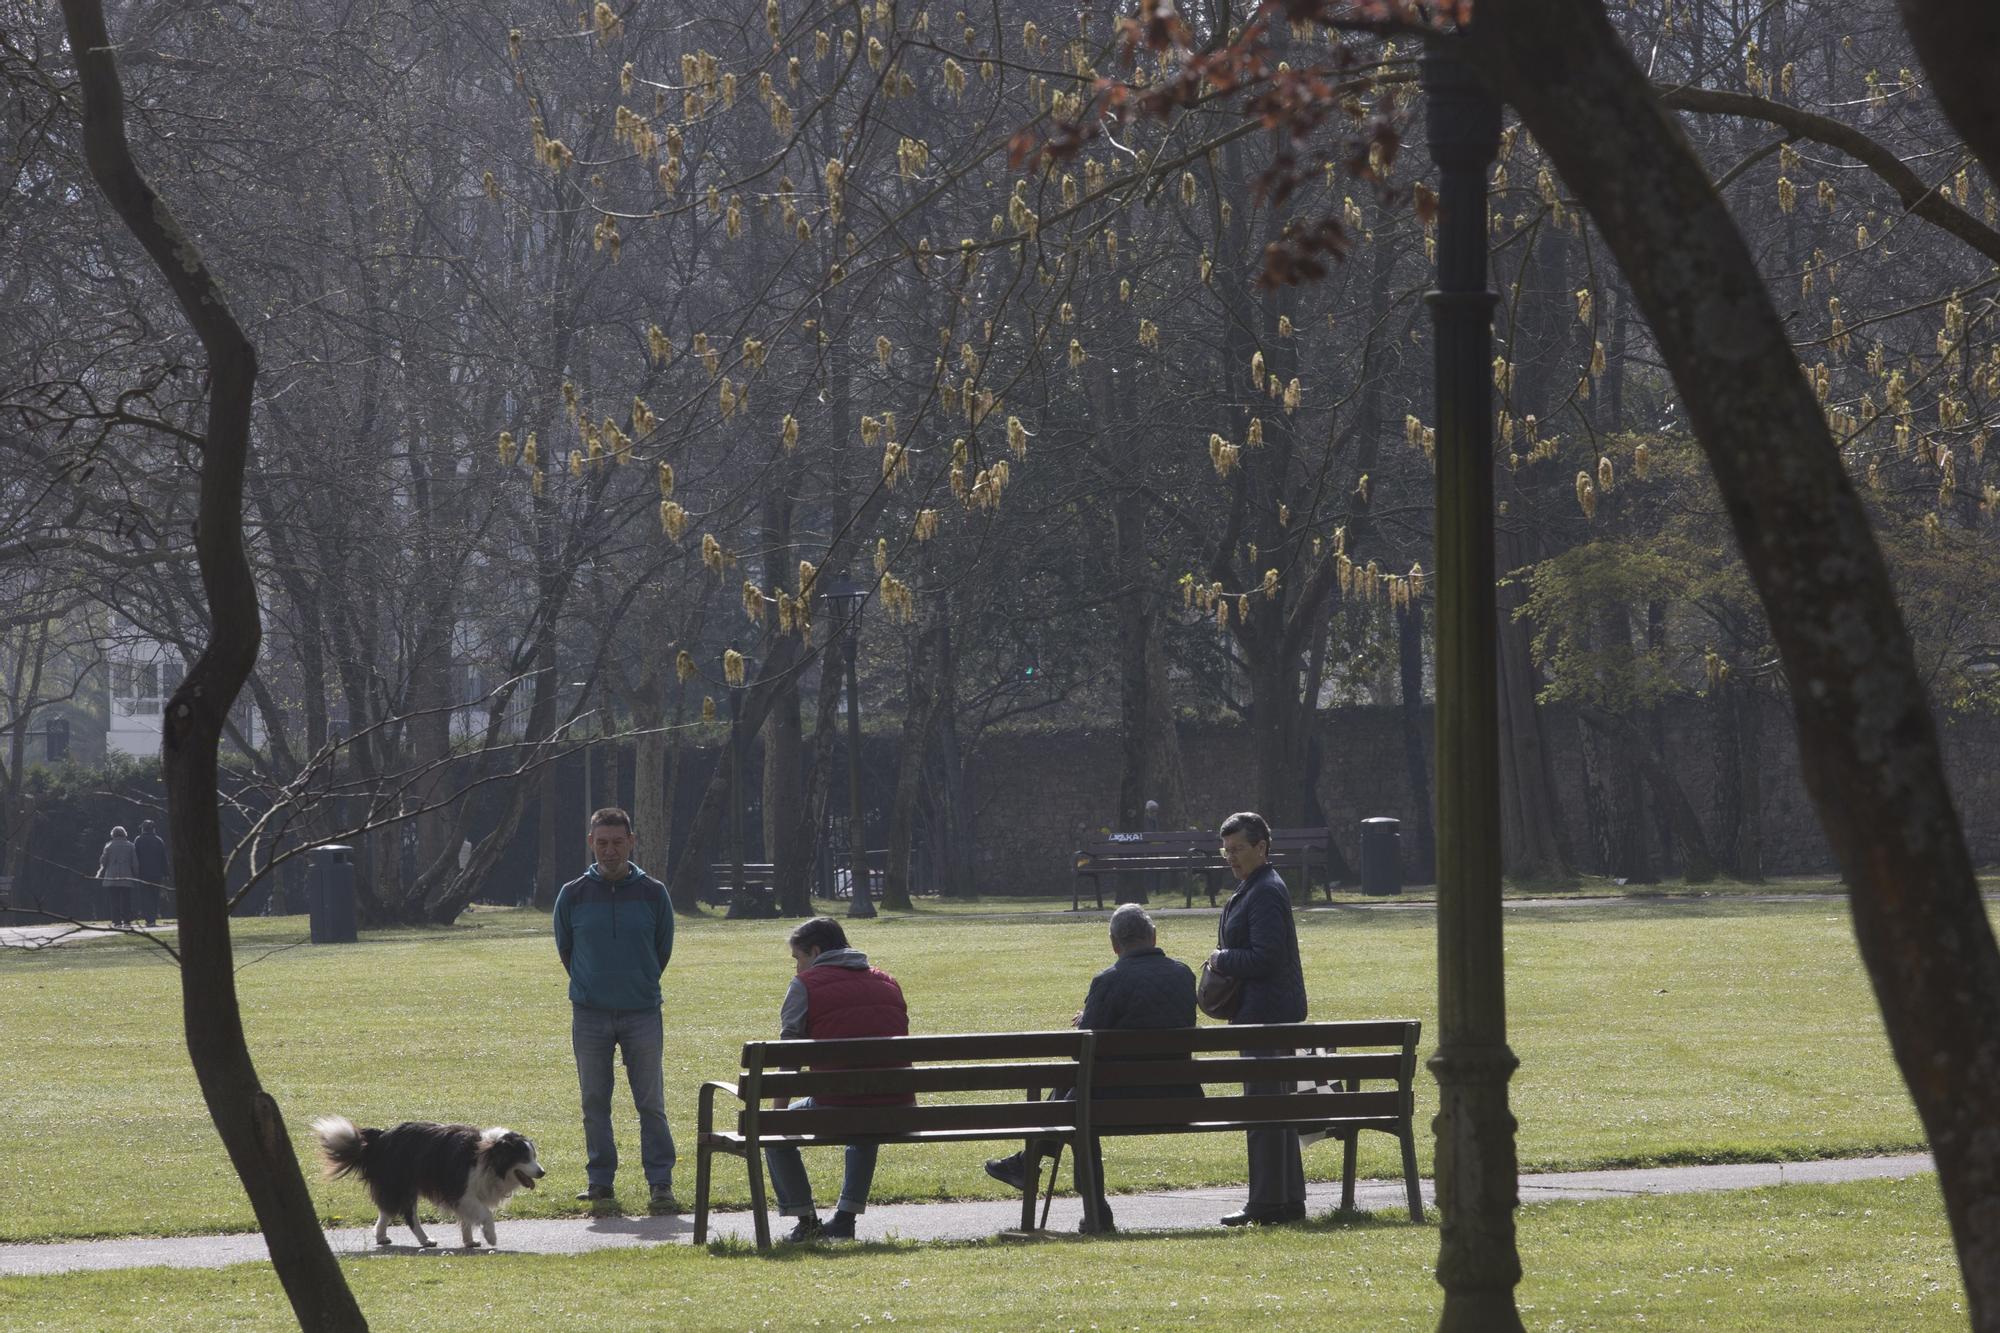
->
[[307, 845, 358, 944], [1359, 817, 1401, 896]]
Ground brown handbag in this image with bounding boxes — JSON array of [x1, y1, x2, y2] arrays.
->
[[1198, 907, 1242, 1020], [1197, 960, 1242, 1021]]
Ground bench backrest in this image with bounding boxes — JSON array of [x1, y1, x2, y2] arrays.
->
[[733, 1020, 1419, 1139], [1075, 829, 1330, 858]]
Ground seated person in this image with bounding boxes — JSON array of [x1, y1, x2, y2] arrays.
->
[[764, 917, 911, 1242], [985, 903, 1199, 1233]]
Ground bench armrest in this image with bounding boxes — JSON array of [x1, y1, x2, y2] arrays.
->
[[698, 1078, 744, 1137]]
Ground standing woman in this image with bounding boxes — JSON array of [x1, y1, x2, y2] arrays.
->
[[96, 825, 139, 928], [1208, 810, 1309, 1225]]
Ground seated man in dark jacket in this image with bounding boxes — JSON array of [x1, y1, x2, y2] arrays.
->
[[984, 904, 1198, 1233]]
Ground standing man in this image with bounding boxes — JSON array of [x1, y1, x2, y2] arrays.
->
[[765, 917, 910, 1242], [1208, 810, 1309, 1226], [133, 820, 170, 927], [553, 807, 678, 1212]]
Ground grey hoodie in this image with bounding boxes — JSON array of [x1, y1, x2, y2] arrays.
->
[[778, 947, 872, 1039]]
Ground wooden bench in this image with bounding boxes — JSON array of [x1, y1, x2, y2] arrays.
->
[[702, 864, 779, 911], [704, 858, 888, 908], [694, 1018, 1422, 1249], [1071, 828, 1339, 909]]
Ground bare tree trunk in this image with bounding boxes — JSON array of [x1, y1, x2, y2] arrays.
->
[[1397, 603, 1438, 883], [779, 649, 844, 916], [884, 607, 946, 910], [1114, 490, 1152, 840], [1478, 6, 2000, 1314], [1735, 687, 1764, 882], [1495, 528, 1571, 882], [928, 615, 978, 899], [60, 3, 366, 1325], [1143, 611, 1190, 830], [762, 495, 810, 911], [1711, 684, 1745, 876], [534, 760, 565, 911]]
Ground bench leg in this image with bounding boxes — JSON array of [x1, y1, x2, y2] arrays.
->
[[1073, 1135, 1105, 1235], [1018, 1144, 1042, 1231], [1341, 1131, 1359, 1212], [748, 1145, 772, 1251], [694, 1142, 714, 1243], [1400, 1125, 1424, 1223]]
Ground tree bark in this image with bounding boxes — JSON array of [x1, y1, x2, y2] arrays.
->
[[1576, 707, 1714, 884], [1495, 529, 1571, 882], [1397, 603, 1437, 883], [1114, 490, 1153, 843], [1899, 0, 2000, 188], [59, 2, 367, 1326], [1476, 4, 2000, 1316], [882, 613, 941, 912]]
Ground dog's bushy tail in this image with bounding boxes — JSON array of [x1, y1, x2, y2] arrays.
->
[[311, 1114, 376, 1180]]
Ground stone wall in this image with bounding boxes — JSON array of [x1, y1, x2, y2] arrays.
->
[[964, 698, 2000, 897]]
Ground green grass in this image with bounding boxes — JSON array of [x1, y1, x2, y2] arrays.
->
[[0, 898, 1930, 1244], [0, 1177, 1963, 1330]]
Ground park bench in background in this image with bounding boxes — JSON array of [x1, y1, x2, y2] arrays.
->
[[701, 863, 779, 912], [704, 853, 894, 910], [1071, 828, 1338, 909], [694, 1018, 1422, 1249]]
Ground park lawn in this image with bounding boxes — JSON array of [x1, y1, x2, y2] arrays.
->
[[0, 898, 1929, 1243], [0, 1176, 1963, 1330]]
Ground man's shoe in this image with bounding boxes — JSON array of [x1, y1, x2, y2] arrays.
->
[[820, 1210, 857, 1240], [576, 1184, 615, 1203], [648, 1186, 684, 1214], [983, 1154, 1031, 1191], [1078, 1205, 1115, 1235], [783, 1214, 824, 1243]]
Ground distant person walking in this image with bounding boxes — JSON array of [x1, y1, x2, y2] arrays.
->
[[553, 807, 679, 1213], [133, 821, 170, 927], [1207, 810, 1310, 1226], [95, 826, 139, 928]]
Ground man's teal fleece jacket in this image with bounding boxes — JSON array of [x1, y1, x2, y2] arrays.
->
[[553, 863, 675, 1010]]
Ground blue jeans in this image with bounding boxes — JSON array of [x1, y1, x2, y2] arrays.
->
[[572, 1005, 676, 1189], [763, 1098, 877, 1217]]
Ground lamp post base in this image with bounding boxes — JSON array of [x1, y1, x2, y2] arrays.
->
[[1428, 1042, 1524, 1332]]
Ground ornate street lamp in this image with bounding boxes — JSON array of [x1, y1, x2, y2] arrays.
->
[[1422, 41, 1525, 1332], [820, 574, 876, 918]]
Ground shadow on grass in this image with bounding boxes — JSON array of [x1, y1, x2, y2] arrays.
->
[[699, 1205, 1432, 1261]]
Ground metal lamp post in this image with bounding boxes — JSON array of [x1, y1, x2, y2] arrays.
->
[[821, 575, 876, 919], [1421, 41, 1525, 1332], [724, 646, 755, 918]]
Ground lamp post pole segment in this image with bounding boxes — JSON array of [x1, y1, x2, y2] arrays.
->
[[843, 606, 875, 919], [1421, 42, 1524, 1333], [728, 655, 750, 918]]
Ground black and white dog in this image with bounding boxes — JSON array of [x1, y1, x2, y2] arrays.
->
[[312, 1116, 546, 1249]]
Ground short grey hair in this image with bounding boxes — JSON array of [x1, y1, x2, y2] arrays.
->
[[1108, 903, 1156, 951]]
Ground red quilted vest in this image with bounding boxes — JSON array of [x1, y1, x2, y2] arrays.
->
[[797, 965, 913, 1106]]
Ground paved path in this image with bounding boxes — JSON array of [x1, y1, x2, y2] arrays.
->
[[0, 923, 176, 948], [0, 1153, 1932, 1277], [0, 896, 1863, 947]]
